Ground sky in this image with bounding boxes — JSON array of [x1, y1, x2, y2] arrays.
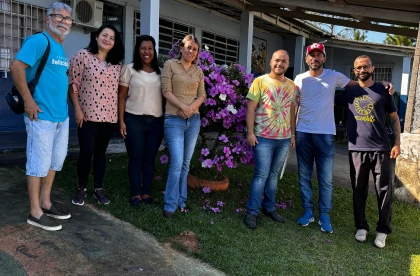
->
[[365, 31, 387, 43], [334, 26, 387, 43]]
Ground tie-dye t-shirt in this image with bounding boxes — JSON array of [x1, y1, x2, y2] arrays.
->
[[247, 74, 298, 139]]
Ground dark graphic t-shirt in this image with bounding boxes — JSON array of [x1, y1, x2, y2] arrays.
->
[[338, 82, 397, 151]]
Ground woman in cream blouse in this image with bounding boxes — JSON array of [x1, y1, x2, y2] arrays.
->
[[118, 35, 164, 206], [161, 34, 206, 218]]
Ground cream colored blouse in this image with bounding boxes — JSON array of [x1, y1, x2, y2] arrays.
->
[[119, 63, 163, 117], [161, 59, 206, 115]]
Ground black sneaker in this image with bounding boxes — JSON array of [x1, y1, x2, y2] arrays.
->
[[244, 213, 257, 229], [163, 210, 174, 219], [262, 210, 285, 223], [27, 214, 62, 231], [72, 188, 86, 206], [93, 189, 110, 205], [41, 205, 71, 220]]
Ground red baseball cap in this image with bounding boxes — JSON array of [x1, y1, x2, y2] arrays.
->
[[306, 43, 326, 56]]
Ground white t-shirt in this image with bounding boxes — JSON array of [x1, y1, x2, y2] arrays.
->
[[294, 69, 350, 135], [119, 63, 163, 117]]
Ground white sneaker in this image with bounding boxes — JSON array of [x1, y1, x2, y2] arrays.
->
[[374, 232, 387, 248], [355, 229, 368, 243]]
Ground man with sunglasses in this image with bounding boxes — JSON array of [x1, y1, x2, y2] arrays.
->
[[293, 43, 394, 234], [9, 2, 73, 231], [336, 55, 400, 248]]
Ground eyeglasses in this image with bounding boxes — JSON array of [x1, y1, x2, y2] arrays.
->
[[184, 45, 198, 53], [354, 65, 372, 72], [49, 14, 74, 25]]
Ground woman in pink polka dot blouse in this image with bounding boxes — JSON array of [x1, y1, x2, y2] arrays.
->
[[68, 24, 125, 206]]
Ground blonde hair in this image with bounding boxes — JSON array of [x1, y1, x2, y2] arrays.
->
[[177, 34, 201, 64]]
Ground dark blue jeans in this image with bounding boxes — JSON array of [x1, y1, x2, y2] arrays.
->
[[246, 137, 291, 215], [163, 114, 200, 212], [296, 131, 335, 214], [124, 112, 164, 196]]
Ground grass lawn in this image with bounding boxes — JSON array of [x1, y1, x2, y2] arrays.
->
[[56, 153, 420, 276]]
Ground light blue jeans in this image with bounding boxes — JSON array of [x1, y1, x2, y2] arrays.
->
[[246, 136, 291, 215], [25, 117, 69, 177], [296, 131, 335, 214], [163, 114, 200, 212]]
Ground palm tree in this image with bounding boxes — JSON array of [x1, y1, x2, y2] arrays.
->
[[384, 25, 416, 46], [353, 29, 367, 41]]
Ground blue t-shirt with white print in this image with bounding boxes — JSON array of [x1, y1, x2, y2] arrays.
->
[[15, 31, 68, 122]]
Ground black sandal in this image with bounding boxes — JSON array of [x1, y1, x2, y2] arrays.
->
[[142, 195, 153, 205]]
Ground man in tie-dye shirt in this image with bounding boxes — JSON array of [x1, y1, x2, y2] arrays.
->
[[244, 50, 298, 229]]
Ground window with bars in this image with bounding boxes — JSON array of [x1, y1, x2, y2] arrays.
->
[[133, 10, 140, 46], [158, 18, 193, 56], [202, 31, 239, 65], [133, 12, 194, 57], [349, 65, 393, 82], [0, 0, 47, 71]]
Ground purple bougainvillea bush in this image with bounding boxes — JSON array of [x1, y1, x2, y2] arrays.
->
[[160, 42, 255, 176]]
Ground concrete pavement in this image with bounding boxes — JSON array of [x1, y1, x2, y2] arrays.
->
[[0, 166, 225, 276]]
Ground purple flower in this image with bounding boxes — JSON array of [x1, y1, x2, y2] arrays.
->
[[226, 159, 234, 168], [204, 98, 217, 106], [160, 155, 169, 164], [232, 80, 240, 86], [201, 117, 209, 127], [218, 135, 228, 143], [201, 148, 210, 156], [276, 202, 287, 209], [202, 187, 211, 194], [217, 201, 225, 207], [201, 159, 213, 168], [210, 221, 214, 224], [235, 208, 242, 213], [211, 207, 221, 213], [223, 147, 231, 156]]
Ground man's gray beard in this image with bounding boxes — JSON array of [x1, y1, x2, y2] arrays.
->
[[48, 21, 69, 38]]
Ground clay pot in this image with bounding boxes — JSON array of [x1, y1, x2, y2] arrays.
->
[[187, 173, 229, 191]]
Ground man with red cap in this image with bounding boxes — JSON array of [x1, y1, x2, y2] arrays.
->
[[293, 43, 393, 234]]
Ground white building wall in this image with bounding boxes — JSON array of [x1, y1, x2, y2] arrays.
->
[[327, 47, 404, 92]]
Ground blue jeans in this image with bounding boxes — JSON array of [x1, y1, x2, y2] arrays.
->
[[163, 114, 200, 212], [246, 136, 291, 215], [296, 131, 335, 214], [124, 112, 164, 196]]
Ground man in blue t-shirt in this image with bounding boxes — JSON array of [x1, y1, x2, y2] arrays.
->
[[9, 2, 73, 231], [337, 55, 401, 248]]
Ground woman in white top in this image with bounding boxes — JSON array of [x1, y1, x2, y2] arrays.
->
[[118, 35, 164, 206]]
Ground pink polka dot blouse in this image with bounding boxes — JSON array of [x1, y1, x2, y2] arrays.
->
[[68, 49, 121, 123]]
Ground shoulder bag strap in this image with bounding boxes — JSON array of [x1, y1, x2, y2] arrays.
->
[[30, 33, 51, 88]]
